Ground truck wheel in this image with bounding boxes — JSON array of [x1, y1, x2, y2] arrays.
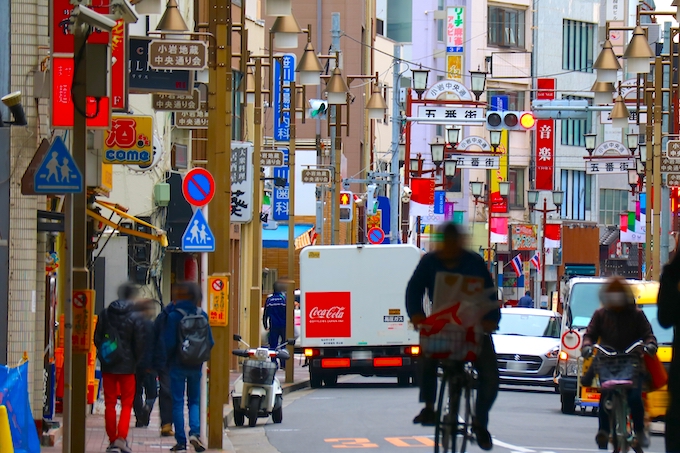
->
[[323, 374, 338, 387], [397, 373, 410, 387], [272, 395, 283, 423], [233, 398, 244, 426], [560, 393, 576, 415], [248, 396, 261, 427], [310, 371, 323, 388]]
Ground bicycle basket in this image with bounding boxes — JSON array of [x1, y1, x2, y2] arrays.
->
[[420, 323, 484, 362], [595, 354, 639, 389], [242, 360, 277, 385]]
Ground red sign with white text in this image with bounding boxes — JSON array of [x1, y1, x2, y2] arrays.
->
[[110, 20, 127, 111], [305, 292, 351, 338], [52, 0, 110, 55], [51, 57, 111, 129], [537, 78, 556, 100], [535, 119, 555, 190]]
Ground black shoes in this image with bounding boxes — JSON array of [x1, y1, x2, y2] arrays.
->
[[412, 408, 437, 426]]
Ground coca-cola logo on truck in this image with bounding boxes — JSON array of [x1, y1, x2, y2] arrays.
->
[[305, 291, 351, 338]]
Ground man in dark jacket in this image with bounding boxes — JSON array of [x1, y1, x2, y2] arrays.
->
[[581, 277, 657, 451], [263, 281, 287, 368], [133, 299, 160, 428], [658, 256, 680, 453], [94, 283, 146, 453], [164, 282, 213, 452], [406, 222, 500, 451], [517, 291, 534, 308], [154, 299, 174, 437]]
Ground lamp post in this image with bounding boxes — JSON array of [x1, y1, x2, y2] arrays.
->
[[412, 65, 430, 100], [471, 180, 510, 273], [527, 190, 564, 298], [469, 68, 488, 102]]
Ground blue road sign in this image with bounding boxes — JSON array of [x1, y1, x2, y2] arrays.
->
[[34, 136, 83, 194], [273, 54, 296, 142], [182, 209, 215, 252], [377, 196, 390, 244], [272, 166, 289, 221], [490, 95, 509, 112]]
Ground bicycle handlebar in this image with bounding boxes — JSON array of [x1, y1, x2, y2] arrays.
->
[[593, 340, 644, 356]]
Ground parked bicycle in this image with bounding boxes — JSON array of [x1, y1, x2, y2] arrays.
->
[[590, 340, 646, 453], [434, 359, 478, 453]]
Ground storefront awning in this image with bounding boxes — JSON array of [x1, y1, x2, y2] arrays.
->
[[262, 224, 315, 249], [87, 199, 168, 246]]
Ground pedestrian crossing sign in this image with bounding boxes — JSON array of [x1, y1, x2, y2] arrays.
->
[[34, 136, 83, 193], [181, 208, 215, 252]]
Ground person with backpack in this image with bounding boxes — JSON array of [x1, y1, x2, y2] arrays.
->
[[263, 281, 287, 369], [94, 283, 146, 453], [154, 299, 174, 437], [164, 282, 213, 452]]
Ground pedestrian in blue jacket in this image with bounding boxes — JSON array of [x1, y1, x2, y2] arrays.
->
[[154, 300, 174, 437], [263, 281, 287, 369]]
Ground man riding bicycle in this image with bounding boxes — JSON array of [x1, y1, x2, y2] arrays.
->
[[406, 222, 500, 451], [580, 277, 657, 451]]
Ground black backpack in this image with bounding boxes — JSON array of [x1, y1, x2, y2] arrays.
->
[[176, 308, 212, 366], [97, 309, 124, 366]]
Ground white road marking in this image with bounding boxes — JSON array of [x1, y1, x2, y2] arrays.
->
[[492, 439, 536, 452]]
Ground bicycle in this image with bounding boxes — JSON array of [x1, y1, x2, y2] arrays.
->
[[591, 340, 645, 453], [434, 358, 478, 453]]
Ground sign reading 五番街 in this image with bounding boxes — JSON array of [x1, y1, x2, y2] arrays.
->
[[102, 115, 154, 165]]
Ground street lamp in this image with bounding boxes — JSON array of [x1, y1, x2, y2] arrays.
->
[[591, 81, 615, 105], [156, 0, 188, 32], [398, 142, 406, 167], [410, 154, 422, 176], [469, 68, 488, 102], [489, 130, 502, 152], [623, 26, 655, 74], [265, 0, 292, 16], [297, 41, 324, 85], [628, 168, 640, 192], [470, 180, 484, 198], [324, 67, 350, 105], [271, 14, 302, 49], [611, 95, 630, 129], [430, 141, 445, 168], [412, 66, 430, 99], [366, 83, 388, 120], [446, 126, 460, 147], [444, 159, 457, 178], [638, 142, 647, 169], [626, 132, 639, 154], [593, 40, 621, 83], [527, 190, 564, 297], [584, 133, 597, 156]]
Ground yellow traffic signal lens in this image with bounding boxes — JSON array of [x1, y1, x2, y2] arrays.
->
[[520, 112, 536, 129]]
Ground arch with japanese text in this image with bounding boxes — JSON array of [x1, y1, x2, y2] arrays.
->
[[593, 140, 631, 157], [423, 79, 474, 101], [456, 136, 491, 152]]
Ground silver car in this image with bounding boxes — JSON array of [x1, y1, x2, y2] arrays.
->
[[492, 308, 562, 387]]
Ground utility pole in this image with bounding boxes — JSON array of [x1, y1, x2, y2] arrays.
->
[[330, 12, 341, 244], [389, 45, 401, 244], [206, 0, 232, 447]]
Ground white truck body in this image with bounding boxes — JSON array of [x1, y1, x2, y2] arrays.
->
[[299, 244, 422, 387]]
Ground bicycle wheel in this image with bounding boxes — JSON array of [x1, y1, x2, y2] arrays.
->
[[612, 394, 630, 453], [435, 372, 453, 453], [458, 381, 473, 453]]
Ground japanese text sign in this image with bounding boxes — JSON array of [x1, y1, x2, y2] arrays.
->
[[452, 155, 499, 169], [273, 54, 296, 142], [153, 90, 200, 111], [111, 20, 128, 111], [175, 103, 208, 129], [511, 224, 538, 251], [102, 115, 153, 165], [272, 166, 289, 221], [535, 119, 555, 190], [129, 37, 192, 94], [51, 57, 111, 129], [536, 78, 556, 100], [665, 140, 680, 161], [446, 7, 465, 53], [149, 40, 207, 71], [416, 106, 484, 124], [302, 169, 331, 184], [260, 151, 284, 167], [585, 159, 634, 174], [52, 0, 110, 55], [72, 289, 94, 352], [231, 142, 254, 223], [208, 277, 229, 326]]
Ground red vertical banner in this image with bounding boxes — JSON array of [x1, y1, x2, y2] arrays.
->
[[535, 119, 555, 190], [110, 20, 128, 111], [52, 0, 110, 55]]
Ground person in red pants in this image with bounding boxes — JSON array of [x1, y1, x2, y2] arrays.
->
[[94, 283, 146, 453]]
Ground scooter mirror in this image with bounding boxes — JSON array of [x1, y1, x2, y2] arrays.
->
[[287, 338, 296, 346], [233, 334, 242, 342]]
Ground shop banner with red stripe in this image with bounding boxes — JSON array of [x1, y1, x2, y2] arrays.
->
[[535, 119, 555, 190]]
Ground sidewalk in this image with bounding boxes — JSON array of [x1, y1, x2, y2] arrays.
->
[[42, 362, 310, 453]]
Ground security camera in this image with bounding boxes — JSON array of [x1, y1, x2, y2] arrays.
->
[[72, 5, 117, 32], [401, 186, 412, 203], [1, 91, 27, 126], [111, 0, 139, 24]]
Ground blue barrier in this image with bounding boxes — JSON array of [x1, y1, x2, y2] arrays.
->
[[0, 362, 40, 453]]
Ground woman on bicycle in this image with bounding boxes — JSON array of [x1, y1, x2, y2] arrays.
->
[[406, 222, 500, 451], [580, 276, 657, 451]]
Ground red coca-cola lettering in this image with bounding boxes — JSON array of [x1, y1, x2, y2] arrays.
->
[[309, 306, 346, 319], [305, 291, 351, 338]]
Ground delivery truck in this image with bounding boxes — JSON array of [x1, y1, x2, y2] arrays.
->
[[299, 244, 422, 388]]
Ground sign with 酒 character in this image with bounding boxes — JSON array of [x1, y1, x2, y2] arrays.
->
[[302, 169, 331, 184], [175, 103, 208, 129], [452, 154, 500, 169], [129, 37, 192, 94], [72, 289, 94, 352], [208, 276, 228, 326], [149, 40, 208, 71], [231, 142, 254, 223], [102, 115, 154, 165], [152, 90, 200, 112], [260, 150, 284, 167], [415, 106, 484, 124]]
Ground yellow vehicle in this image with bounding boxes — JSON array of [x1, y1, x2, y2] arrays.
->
[[573, 281, 672, 421]]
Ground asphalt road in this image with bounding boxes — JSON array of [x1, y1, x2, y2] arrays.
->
[[227, 376, 667, 453]]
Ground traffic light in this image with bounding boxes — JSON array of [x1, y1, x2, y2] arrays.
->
[[309, 99, 328, 120], [366, 184, 378, 215], [339, 190, 353, 223], [486, 111, 536, 131]]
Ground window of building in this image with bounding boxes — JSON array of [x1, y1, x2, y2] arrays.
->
[[387, 0, 413, 43], [563, 19, 596, 73], [508, 168, 525, 208], [488, 6, 525, 49], [486, 90, 526, 110], [437, 0, 445, 42], [560, 170, 591, 220], [599, 189, 629, 226], [376, 18, 384, 36], [561, 95, 592, 147]]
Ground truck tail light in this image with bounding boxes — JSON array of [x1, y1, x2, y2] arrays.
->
[[321, 358, 350, 368], [373, 357, 403, 367], [406, 346, 420, 356], [304, 348, 320, 357]]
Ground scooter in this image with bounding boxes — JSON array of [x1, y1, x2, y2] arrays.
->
[[230, 334, 293, 427]]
